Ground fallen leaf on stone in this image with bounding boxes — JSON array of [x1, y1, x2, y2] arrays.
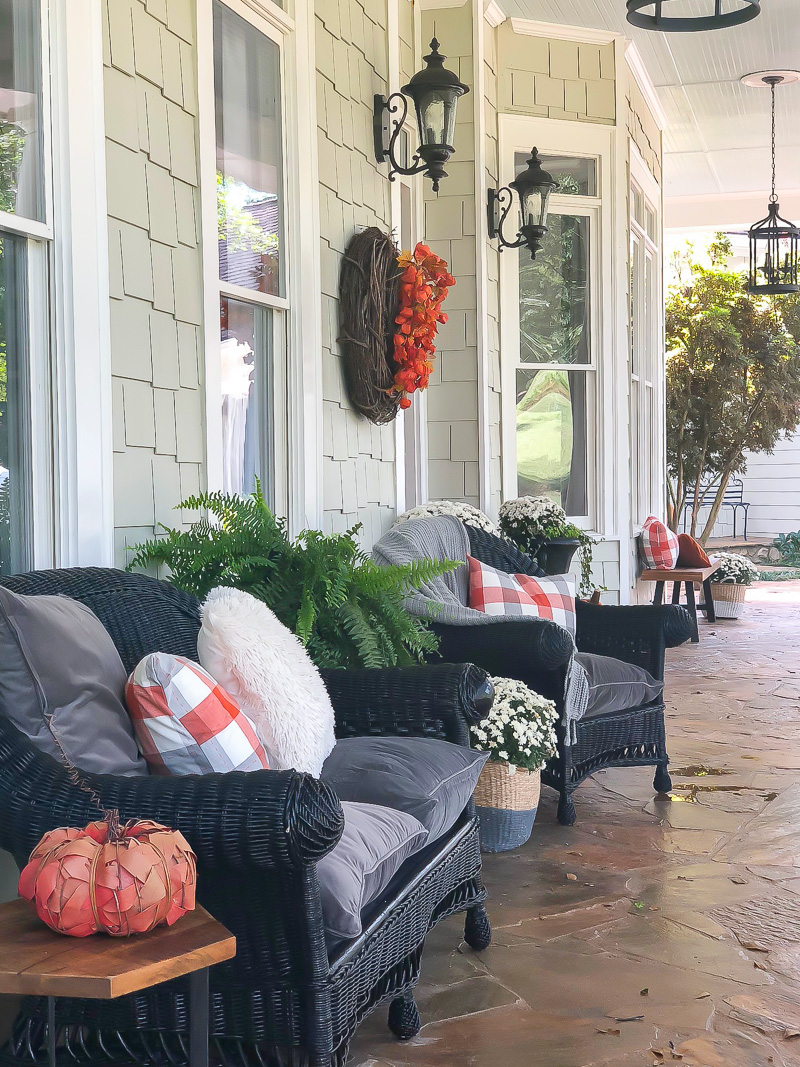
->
[[784, 1029, 800, 1039], [754, 960, 769, 971], [634, 901, 646, 909], [611, 1014, 645, 1022], [730, 876, 747, 884], [677, 875, 694, 881], [567, 850, 583, 856], [650, 1051, 664, 1061], [739, 939, 769, 952], [649, 906, 661, 911], [566, 873, 578, 881], [596, 1028, 621, 1036], [640, 988, 649, 996], [695, 992, 711, 999]]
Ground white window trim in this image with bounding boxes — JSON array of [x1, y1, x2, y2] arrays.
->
[[197, 0, 321, 531], [497, 114, 614, 536], [629, 141, 664, 528], [1, 0, 114, 569]]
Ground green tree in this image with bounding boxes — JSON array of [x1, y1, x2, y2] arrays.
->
[[667, 235, 800, 542]]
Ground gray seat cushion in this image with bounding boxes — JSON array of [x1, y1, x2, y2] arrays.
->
[[320, 736, 488, 842], [576, 651, 664, 718], [0, 587, 147, 776], [317, 801, 428, 942]]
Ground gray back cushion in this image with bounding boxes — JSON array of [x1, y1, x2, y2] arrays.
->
[[0, 587, 147, 776], [321, 736, 488, 842], [576, 651, 664, 718], [317, 801, 428, 942]]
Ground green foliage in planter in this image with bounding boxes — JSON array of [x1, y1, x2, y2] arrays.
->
[[772, 531, 800, 566], [127, 487, 456, 670]]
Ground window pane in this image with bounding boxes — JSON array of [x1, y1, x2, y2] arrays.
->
[[519, 213, 590, 365], [632, 184, 644, 227], [0, 232, 31, 574], [630, 232, 641, 376], [214, 2, 283, 297], [220, 296, 274, 503], [520, 153, 596, 197], [0, 0, 44, 222], [646, 204, 657, 242], [516, 367, 590, 516]]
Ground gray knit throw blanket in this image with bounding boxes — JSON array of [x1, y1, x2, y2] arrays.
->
[[372, 515, 588, 741]]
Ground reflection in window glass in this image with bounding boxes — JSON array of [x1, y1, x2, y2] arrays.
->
[[0, 0, 43, 222], [519, 213, 590, 365], [527, 153, 597, 197], [515, 368, 589, 516], [214, 1, 283, 296], [0, 233, 30, 574], [220, 296, 273, 503]]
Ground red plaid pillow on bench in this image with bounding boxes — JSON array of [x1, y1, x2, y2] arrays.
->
[[467, 555, 577, 636], [640, 516, 679, 570]]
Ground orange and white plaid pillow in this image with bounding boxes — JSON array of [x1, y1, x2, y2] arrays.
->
[[126, 654, 269, 776], [640, 516, 680, 570]]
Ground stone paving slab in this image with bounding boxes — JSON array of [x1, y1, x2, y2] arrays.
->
[[349, 582, 800, 1067]]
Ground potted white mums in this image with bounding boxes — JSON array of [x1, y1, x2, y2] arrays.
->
[[498, 495, 595, 594], [395, 500, 499, 534], [471, 677, 558, 853], [710, 552, 759, 619]]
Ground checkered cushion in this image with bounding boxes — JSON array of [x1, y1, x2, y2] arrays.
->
[[126, 653, 269, 776], [640, 516, 680, 570], [467, 555, 577, 635]]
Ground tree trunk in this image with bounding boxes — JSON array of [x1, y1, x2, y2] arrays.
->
[[689, 431, 709, 539], [699, 469, 733, 545]]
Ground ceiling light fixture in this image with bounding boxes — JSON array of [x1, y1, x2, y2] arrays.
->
[[626, 0, 760, 33], [741, 71, 800, 295]]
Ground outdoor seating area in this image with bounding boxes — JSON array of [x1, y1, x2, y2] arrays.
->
[[2, 0, 800, 1063]]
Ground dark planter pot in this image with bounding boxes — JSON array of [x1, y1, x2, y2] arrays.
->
[[537, 537, 581, 576]]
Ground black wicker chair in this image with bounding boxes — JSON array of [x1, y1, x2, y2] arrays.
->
[[430, 528, 692, 826], [0, 567, 493, 1067]]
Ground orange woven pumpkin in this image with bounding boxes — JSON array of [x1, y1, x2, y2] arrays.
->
[[18, 814, 197, 937]]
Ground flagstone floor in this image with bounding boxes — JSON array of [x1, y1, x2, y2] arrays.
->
[[350, 581, 800, 1067]]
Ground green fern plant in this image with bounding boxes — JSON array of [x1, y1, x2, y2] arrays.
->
[[127, 487, 457, 670]]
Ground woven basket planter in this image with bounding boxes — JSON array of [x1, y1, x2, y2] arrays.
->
[[710, 579, 748, 620], [474, 761, 541, 853]]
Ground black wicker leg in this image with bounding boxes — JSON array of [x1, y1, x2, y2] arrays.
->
[[557, 790, 576, 826], [653, 581, 664, 606], [685, 582, 699, 642], [702, 578, 716, 623], [464, 903, 492, 950], [654, 763, 672, 794], [388, 995, 421, 1041]]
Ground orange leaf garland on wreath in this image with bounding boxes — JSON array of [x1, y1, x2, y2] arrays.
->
[[390, 243, 455, 410]]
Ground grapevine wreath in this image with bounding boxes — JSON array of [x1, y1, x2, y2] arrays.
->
[[338, 227, 455, 424]]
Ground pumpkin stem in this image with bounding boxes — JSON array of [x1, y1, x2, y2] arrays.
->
[[104, 808, 124, 842]]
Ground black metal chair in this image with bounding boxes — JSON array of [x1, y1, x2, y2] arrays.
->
[[0, 567, 493, 1067], [430, 528, 692, 826], [680, 478, 751, 539]]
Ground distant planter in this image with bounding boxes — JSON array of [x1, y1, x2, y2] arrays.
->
[[710, 580, 747, 619], [709, 553, 759, 620]]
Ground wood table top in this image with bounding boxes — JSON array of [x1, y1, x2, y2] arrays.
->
[[640, 559, 722, 582], [0, 900, 235, 1000]]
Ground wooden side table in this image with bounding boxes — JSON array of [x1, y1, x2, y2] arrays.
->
[[640, 559, 722, 643], [0, 898, 235, 1067]]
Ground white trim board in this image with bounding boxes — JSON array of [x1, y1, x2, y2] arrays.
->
[[624, 41, 668, 132], [484, 0, 506, 28], [508, 18, 619, 45]]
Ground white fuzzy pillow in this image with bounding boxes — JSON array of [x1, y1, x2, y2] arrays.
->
[[197, 587, 336, 776]]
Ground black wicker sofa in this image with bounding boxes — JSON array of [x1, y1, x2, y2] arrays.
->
[[430, 527, 693, 826], [0, 567, 493, 1067]]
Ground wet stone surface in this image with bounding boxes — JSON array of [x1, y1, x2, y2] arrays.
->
[[348, 583, 800, 1067]]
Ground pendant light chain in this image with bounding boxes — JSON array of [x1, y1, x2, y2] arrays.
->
[[771, 81, 778, 202]]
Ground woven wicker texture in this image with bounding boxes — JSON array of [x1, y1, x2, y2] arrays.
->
[[473, 762, 541, 812], [0, 567, 491, 1067], [430, 533, 693, 825], [476, 806, 538, 853]]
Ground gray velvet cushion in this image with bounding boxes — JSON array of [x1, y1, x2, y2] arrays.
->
[[317, 801, 428, 941], [320, 736, 488, 842], [0, 587, 147, 776], [576, 651, 663, 718]]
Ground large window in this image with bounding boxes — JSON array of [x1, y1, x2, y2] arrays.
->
[[213, 0, 286, 504], [630, 168, 661, 524], [513, 152, 598, 520], [1, 0, 49, 574]]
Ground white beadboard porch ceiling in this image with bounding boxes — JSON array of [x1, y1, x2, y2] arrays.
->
[[498, 0, 800, 205]]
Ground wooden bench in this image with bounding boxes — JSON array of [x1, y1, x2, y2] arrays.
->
[[640, 559, 722, 643]]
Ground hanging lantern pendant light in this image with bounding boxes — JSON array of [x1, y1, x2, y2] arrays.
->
[[744, 72, 800, 295], [626, 0, 760, 33]]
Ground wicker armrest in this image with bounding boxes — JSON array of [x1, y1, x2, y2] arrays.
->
[[322, 663, 493, 747], [0, 718, 343, 873], [432, 618, 574, 678], [575, 602, 691, 677]]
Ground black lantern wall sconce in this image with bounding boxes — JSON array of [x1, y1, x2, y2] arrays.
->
[[741, 71, 800, 296], [626, 0, 760, 32], [373, 38, 469, 193], [487, 148, 558, 261]]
